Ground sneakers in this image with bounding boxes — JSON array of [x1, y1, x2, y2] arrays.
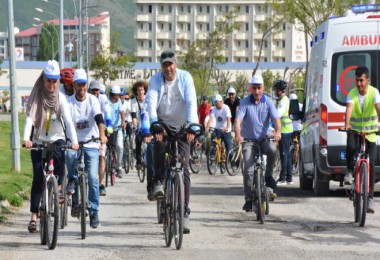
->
[[90, 214, 100, 229], [66, 179, 76, 195], [116, 169, 123, 178], [99, 185, 106, 196], [277, 179, 287, 186], [242, 201, 253, 212], [153, 182, 164, 199], [147, 190, 156, 201], [367, 198, 375, 214], [266, 187, 277, 201], [287, 179, 294, 185], [183, 213, 190, 234], [344, 171, 353, 185], [71, 205, 79, 218]]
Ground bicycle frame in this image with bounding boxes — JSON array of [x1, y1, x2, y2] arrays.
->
[[354, 134, 370, 194]]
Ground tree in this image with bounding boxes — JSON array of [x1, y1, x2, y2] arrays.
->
[[37, 23, 58, 61], [213, 69, 233, 95], [262, 69, 282, 95], [179, 10, 240, 96], [234, 73, 249, 97]]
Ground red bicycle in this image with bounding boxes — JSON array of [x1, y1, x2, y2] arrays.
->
[[339, 129, 380, 227]]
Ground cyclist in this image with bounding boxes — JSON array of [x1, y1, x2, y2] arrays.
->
[[198, 95, 211, 126], [234, 75, 281, 212], [131, 81, 149, 170], [224, 87, 240, 126], [23, 60, 79, 233], [273, 80, 294, 185], [59, 67, 75, 97], [88, 80, 112, 196], [145, 50, 198, 234], [108, 85, 126, 178], [206, 94, 233, 154], [121, 91, 133, 143], [344, 66, 380, 214], [66, 69, 108, 229]]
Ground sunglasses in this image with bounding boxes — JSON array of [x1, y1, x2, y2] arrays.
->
[[161, 51, 175, 59]]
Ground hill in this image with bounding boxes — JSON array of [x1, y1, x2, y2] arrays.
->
[[0, 0, 136, 52]]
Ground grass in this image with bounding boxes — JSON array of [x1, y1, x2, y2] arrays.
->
[[0, 113, 33, 221]]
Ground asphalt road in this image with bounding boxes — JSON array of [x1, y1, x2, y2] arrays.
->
[[1, 163, 380, 259]]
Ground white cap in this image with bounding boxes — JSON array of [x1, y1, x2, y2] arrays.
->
[[73, 68, 87, 83], [250, 75, 264, 85], [227, 87, 236, 94], [289, 93, 298, 100], [213, 94, 223, 102], [100, 84, 106, 94], [43, 60, 60, 79], [111, 85, 121, 94]]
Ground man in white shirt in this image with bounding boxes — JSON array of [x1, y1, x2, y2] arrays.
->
[[66, 69, 108, 229], [206, 94, 233, 154]]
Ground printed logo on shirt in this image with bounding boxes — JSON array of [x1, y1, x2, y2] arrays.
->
[[76, 119, 89, 129], [217, 116, 223, 122]]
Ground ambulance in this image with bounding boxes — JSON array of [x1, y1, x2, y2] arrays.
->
[[297, 4, 380, 196]]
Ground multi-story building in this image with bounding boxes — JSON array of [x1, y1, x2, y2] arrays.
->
[[14, 13, 110, 62], [0, 32, 9, 61], [135, 0, 308, 63]]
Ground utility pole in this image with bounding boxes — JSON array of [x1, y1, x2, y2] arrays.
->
[[7, 0, 20, 171], [78, 0, 83, 68], [59, 0, 64, 68]]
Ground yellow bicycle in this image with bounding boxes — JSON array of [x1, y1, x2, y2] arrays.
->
[[206, 128, 227, 175]]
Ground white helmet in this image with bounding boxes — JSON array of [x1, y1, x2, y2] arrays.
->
[[111, 85, 121, 94]]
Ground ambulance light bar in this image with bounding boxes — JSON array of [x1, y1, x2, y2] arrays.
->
[[351, 4, 380, 14]]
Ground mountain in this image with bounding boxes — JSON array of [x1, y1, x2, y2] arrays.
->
[[0, 0, 136, 52]]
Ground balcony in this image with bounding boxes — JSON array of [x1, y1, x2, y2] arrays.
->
[[157, 31, 172, 39], [253, 32, 264, 40], [197, 33, 207, 40], [177, 15, 191, 23], [234, 50, 248, 57], [156, 15, 171, 22], [235, 15, 250, 23], [135, 14, 150, 22], [135, 31, 152, 39], [273, 32, 286, 40], [136, 49, 152, 57], [177, 32, 190, 40], [234, 33, 248, 40], [272, 50, 284, 57], [196, 15, 210, 23], [254, 14, 266, 22]]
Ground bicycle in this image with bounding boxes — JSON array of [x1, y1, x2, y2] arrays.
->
[[243, 137, 274, 224], [339, 129, 380, 227], [189, 136, 203, 174], [24, 142, 71, 250], [105, 128, 119, 187], [137, 141, 147, 183], [206, 128, 227, 175], [290, 132, 300, 175], [226, 142, 243, 176], [60, 166, 68, 230], [122, 122, 133, 174], [70, 137, 100, 239], [153, 121, 204, 250]]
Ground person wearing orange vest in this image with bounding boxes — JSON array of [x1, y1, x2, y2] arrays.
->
[[344, 66, 380, 214]]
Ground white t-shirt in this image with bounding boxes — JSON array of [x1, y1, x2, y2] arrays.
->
[[292, 103, 303, 131], [67, 94, 102, 148], [157, 77, 186, 128], [130, 98, 143, 123], [347, 88, 380, 109], [122, 99, 132, 123], [210, 104, 231, 132]]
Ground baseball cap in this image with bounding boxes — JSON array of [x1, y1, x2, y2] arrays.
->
[[100, 84, 106, 94], [111, 85, 121, 94], [73, 69, 87, 84], [250, 75, 264, 85], [89, 80, 100, 90], [160, 50, 176, 64], [213, 94, 223, 102], [227, 87, 236, 94], [43, 60, 61, 79], [202, 95, 208, 101]]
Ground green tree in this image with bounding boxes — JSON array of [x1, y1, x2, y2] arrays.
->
[[234, 73, 249, 97], [262, 69, 281, 95], [179, 10, 240, 96], [37, 23, 58, 61]]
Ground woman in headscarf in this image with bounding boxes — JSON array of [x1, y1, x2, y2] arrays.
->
[[23, 60, 79, 233]]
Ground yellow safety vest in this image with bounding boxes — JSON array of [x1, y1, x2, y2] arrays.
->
[[277, 96, 293, 134], [349, 85, 378, 142]]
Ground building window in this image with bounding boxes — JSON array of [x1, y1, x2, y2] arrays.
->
[[169, 6, 172, 13], [148, 5, 152, 13], [180, 5, 184, 13], [283, 23, 286, 30], [169, 23, 172, 31], [140, 41, 143, 47], [140, 5, 143, 13], [160, 5, 164, 13], [199, 6, 202, 13], [140, 23, 143, 30], [149, 40, 152, 48], [282, 57, 286, 62], [282, 40, 286, 48], [160, 23, 164, 30], [169, 41, 172, 48], [237, 6, 241, 13], [161, 40, 164, 47], [187, 23, 191, 31], [245, 23, 249, 31], [219, 6, 222, 12], [225, 57, 228, 62], [257, 5, 261, 12], [149, 23, 152, 31], [246, 5, 249, 13], [245, 40, 249, 48], [207, 23, 210, 31], [225, 40, 228, 48], [264, 57, 267, 62], [187, 5, 191, 13], [226, 5, 229, 12], [207, 6, 210, 13], [264, 40, 268, 48]]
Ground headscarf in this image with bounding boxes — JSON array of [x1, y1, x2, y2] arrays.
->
[[26, 71, 61, 138]]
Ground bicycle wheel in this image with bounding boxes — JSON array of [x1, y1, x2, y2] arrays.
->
[[123, 138, 130, 174], [46, 176, 59, 249], [254, 169, 265, 224], [157, 199, 164, 224], [226, 146, 242, 176], [262, 175, 269, 216], [110, 150, 117, 186], [129, 137, 135, 170], [189, 145, 202, 174], [138, 165, 146, 183], [356, 162, 368, 227], [39, 187, 47, 246], [206, 144, 218, 175], [173, 171, 184, 250], [290, 145, 300, 175], [105, 150, 110, 187], [60, 172, 68, 229], [79, 173, 87, 239], [164, 179, 173, 247]]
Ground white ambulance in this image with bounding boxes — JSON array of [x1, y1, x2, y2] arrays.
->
[[297, 4, 380, 196]]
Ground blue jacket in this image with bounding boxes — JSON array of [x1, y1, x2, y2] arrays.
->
[[145, 68, 198, 125]]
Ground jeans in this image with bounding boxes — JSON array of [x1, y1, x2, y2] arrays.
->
[[212, 130, 233, 154], [346, 132, 377, 198], [66, 147, 100, 216], [153, 138, 191, 214], [279, 133, 292, 182], [146, 141, 155, 193], [242, 140, 277, 201], [30, 139, 66, 213], [135, 132, 143, 165]]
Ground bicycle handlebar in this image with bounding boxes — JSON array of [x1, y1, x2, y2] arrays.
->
[[150, 121, 204, 139], [23, 142, 72, 151], [78, 136, 101, 147], [338, 128, 380, 136]]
